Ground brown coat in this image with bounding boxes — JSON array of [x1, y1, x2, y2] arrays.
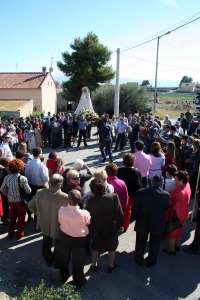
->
[[28, 188, 68, 239]]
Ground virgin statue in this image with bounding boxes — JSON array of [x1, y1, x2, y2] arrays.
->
[[74, 86, 94, 115]]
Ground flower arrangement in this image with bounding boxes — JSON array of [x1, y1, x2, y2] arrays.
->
[[78, 109, 99, 120]]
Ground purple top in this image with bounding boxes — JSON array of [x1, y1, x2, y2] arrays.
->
[[107, 176, 128, 209]]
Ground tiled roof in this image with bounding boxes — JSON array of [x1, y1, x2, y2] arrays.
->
[[0, 72, 48, 89], [0, 100, 31, 111]]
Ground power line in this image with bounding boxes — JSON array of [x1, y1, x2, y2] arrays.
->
[[162, 30, 200, 62], [121, 15, 200, 53], [120, 11, 200, 52], [120, 53, 200, 72]]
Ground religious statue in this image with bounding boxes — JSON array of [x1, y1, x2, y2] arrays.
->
[[74, 86, 94, 115]]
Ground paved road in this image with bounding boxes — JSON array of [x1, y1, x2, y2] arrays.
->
[[0, 127, 200, 300]]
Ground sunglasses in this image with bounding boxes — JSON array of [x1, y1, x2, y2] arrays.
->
[[4, 137, 9, 139]]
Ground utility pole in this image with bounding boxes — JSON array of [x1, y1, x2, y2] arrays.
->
[[154, 31, 171, 113], [114, 48, 120, 117], [154, 37, 159, 113]]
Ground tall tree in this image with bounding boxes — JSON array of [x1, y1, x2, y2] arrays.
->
[[57, 32, 115, 102], [141, 80, 150, 86], [179, 76, 193, 87]]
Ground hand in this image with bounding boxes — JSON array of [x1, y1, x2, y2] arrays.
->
[[118, 227, 124, 232]]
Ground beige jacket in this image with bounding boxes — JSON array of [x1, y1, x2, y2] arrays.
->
[[28, 188, 68, 239]]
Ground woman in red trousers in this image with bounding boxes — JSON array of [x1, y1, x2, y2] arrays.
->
[[117, 153, 142, 231], [0, 159, 31, 239]]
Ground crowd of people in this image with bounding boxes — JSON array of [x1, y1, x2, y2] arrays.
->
[[0, 108, 200, 290]]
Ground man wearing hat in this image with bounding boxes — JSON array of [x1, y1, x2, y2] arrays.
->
[[175, 121, 184, 136]]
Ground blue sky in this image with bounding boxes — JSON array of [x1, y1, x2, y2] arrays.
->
[[1, 0, 200, 86]]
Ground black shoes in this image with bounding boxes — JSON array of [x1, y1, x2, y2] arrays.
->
[[135, 259, 143, 266], [108, 264, 116, 273], [90, 265, 98, 272], [76, 278, 87, 289], [163, 249, 176, 255]]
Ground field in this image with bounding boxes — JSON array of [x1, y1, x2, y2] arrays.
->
[[147, 91, 195, 119]]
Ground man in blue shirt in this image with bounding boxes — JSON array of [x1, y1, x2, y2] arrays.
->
[[99, 118, 113, 163], [77, 116, 88, 147], [114, 118, 128, 152]]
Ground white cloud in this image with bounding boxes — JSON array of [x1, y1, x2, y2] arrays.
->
[[159, 0, 180, 8]]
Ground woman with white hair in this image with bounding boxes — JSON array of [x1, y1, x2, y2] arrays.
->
[[82, 169, 114, 206], [62, 159, 92, 193], [61, 170, 83, 196]]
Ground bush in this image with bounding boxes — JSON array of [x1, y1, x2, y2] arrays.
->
[[92, 83, 149, 117], [92, 84, 115, 117], [32, 110, 44, 118], [0, 112, 6, 121], [13, 280, 81, 300]]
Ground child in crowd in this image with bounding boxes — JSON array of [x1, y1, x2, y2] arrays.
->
[[12, 133, 19, 155], [23, 129, 29, 145], [46, 152, 58, 177], [17, 129, 24, 143], [164, 164, 177, 192], [27, 127, 36, 150], [56, 158, 65, 175]]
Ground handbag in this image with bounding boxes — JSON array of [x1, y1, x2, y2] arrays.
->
[[18, 176, 32, 204], [166, 209, 182, 233]]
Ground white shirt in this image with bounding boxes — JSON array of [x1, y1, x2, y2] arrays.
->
[[148, 154, 165, 180], [25, 158, 49, 186], [176, 127, 184, 135], [0, 142, 13, 160]]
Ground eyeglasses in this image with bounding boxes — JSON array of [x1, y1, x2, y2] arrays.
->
[[4, 137, 9, 139], [72, 177, 80, 180]]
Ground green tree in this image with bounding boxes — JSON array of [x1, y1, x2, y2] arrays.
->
[[57, 32, 115, 102], [195, 81, 200, 89], [93, 84, 115, 116], [141, 80, 150, 86], [179, 76, 193, 87], [92, 83, 148, 117]]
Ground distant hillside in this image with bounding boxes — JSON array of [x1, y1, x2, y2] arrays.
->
[[53, 75, 179, 88]]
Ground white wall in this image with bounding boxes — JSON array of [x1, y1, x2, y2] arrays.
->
[[41, 73, 57, 114], [0, 88, 42, 110]]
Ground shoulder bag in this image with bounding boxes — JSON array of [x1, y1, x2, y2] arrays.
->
[[166, 209, 182, 233], [18, 176, 32, 204]]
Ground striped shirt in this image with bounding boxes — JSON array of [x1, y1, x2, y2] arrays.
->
[[58, 205, 90, 237], [0, 174, 31, 202]]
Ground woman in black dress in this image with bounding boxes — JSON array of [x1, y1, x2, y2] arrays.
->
[[72, 114, 79, 147]]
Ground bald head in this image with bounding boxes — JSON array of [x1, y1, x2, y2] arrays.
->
[[50, 174, 63, 189], [68, 189, 81, 205]]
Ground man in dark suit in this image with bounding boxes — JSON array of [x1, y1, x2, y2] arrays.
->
[[187, 115, 198, 136], [178, 113, 188, 134], [132, 175, 171, 268]]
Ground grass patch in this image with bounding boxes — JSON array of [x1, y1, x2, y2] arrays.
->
[[147, 91, 195, 119]]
